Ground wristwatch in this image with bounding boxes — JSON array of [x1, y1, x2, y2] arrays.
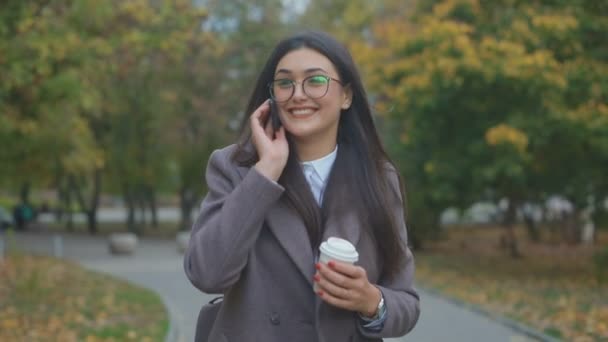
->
[[370, 294, 385, 320]]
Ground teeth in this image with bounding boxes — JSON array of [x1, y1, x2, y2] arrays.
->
[[291, 109, 315, 116]]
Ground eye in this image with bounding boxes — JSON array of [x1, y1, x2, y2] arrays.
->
[[274, 79, 294, 89], [306, 75, 329, 87]]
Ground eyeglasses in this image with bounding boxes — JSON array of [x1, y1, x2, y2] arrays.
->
[[268, 75, 344, 102]]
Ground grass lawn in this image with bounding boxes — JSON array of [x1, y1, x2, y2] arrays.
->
[[415, 225, 608, 342], [0, 253, 168, 341]]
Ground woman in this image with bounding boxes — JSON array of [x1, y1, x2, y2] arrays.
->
[[184, 31, 420, 342]]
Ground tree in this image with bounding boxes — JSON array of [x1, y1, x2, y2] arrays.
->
[[0, 1, 103, 225], [1, 0, 218, 234], [356, 0, 607, 250]]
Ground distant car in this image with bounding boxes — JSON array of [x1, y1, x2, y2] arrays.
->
[[0, 206, 13, 230]]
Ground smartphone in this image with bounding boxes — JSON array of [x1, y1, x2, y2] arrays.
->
[[269, 99, 282, 133]]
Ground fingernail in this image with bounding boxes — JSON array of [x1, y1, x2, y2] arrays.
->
[[313, 274, 320, 282], [315, 263, 321, 270], [317, 291, 324, 297], [328, 261, 335, 268]]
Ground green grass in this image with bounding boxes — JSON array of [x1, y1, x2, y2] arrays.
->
[[0, 254, 168, 341]]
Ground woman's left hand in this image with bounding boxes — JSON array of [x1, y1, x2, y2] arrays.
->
[[314, 261, 381, 317]]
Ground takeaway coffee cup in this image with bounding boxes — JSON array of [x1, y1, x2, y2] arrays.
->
[[314, 237, 359, 292]]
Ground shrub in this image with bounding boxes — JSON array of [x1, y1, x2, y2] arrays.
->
[[593, 246, 608, 284]]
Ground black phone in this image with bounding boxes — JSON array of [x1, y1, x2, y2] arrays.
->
[[269, 99, 282, 133]]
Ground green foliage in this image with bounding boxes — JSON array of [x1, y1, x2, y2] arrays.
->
[[348, 0, 608, 243], [2, 0, 606, 241], [593, 246, 608, 284], [0, 0, 231, 232]]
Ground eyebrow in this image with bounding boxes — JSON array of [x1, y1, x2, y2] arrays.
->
[[275, 67, 329, 76]]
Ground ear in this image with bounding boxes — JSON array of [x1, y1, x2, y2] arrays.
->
[[341, 85, 353, 110]]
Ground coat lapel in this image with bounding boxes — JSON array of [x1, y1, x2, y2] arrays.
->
[[263, 199, 364, 287], [265, 201, 316, 286], [235, 162, 316, 286]]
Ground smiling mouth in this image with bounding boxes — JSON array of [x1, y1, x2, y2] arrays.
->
[[289, 108, 317, 117]]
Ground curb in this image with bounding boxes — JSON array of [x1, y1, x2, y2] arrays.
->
[[418, 284, 563, 342], [160, 295, 180, 342]]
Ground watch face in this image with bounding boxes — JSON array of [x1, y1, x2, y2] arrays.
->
[[378, 296, 386, 315]]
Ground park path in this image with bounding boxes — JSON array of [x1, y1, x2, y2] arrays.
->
[[6, 231, 540, 342]]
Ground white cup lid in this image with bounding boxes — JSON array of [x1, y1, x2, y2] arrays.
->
[[320, 237, 359, 263]]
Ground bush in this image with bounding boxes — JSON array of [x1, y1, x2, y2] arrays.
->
[[593, 246, 608, 284]]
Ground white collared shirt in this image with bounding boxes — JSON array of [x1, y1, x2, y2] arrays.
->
[[300, 146, 338, 205]]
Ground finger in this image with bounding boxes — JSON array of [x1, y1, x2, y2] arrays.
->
[[317, 263, 356, 291], [316, 288, 355, 311], [315, 272, 352, 300], [250, 101, 271, 135], [250, 100, 270, 125], [326, 261, 367, 279]]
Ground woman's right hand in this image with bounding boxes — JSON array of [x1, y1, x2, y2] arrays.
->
[[251, 100, 289, 181]]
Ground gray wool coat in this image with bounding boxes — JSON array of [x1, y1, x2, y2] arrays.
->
[[184, 144, 420, 342]]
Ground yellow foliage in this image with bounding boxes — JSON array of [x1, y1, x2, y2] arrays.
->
[[17, 17, 35, 33], [485, 124, 529, 153], [90, 38, 114, 57], [160, 90, 178, 103], [406, 73, 432, 90], [399, 132, 410, 144], [433, 0, 481, 19], [0, 255, 167, 341], [119, 0, 152, 24], [18, 120, 39, 134], [424, 161, 435, 174], [532, 14, 578, 33], [568, 101, 608, 128], [416, 228, 608, 341]]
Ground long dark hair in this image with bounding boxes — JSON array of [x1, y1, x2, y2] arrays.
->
[[232, 31, 407, 279]]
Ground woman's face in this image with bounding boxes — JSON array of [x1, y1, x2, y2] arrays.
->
[[273, 47, 352, 146]]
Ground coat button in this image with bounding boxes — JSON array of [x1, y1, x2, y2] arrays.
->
[[269, 312, 280, 325]]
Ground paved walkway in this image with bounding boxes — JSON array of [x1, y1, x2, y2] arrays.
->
[[5, 232, 540, 342]]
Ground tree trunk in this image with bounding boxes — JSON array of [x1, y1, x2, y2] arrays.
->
[[123, 183, 137, 234], [146, 185, 158, 228], [69, 175, 92, 233], [20, 182, 31, 204], [14, 182, 31, 230], [56, 180, 66, 223], [86, 211, 97, 234], [179, 187, 196, 231], [136, 185, 147, 228], [580, 197, 596, 245], [562, 209, 581, 244], [503, 199, 521, 258], [63, 184, 74, 231], [523, 212, 541, 242], [69, 171, 101, 235], [86, 169, 102, 234]]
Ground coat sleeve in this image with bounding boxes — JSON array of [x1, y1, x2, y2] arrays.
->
[[183, 146, 284, 293], [358, 167, 421, 338]]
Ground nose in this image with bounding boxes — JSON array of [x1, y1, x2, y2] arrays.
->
[[291, 83, 307, 101]]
